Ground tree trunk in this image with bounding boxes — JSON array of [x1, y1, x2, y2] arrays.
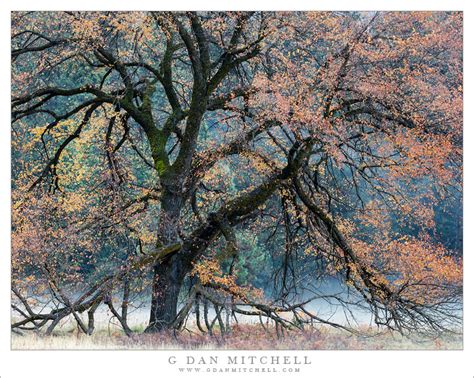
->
[[146, 253, 188, 332], [156, 179, 182, 246], [146, 180, 186, 332]]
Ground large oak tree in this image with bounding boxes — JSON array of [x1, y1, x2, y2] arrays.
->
[[12, 11, 462, 336]]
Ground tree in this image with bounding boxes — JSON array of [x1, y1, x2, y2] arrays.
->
[[11, 11, 462, 336]]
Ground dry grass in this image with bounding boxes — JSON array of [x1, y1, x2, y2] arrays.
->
[[11, 324, 462, 350]]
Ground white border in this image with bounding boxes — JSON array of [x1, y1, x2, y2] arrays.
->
[[1, 1, 472, 378]]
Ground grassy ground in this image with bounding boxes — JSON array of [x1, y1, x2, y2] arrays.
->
[[11, 324, 462, 350]]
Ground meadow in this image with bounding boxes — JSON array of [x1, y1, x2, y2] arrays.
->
[[11, 322, 462, 350]]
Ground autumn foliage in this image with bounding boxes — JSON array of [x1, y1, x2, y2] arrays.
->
[[11, 11, 462, 340]]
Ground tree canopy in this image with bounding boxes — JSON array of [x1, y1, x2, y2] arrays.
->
[[12, 11, 462, 337]]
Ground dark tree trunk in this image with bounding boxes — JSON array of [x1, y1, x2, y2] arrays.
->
[[146, 253, 188, 332], [156, 179, 183, 245], [145, 180, 187, 332]]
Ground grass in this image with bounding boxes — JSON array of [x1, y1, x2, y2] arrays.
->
[[11, 324, 462, 350]]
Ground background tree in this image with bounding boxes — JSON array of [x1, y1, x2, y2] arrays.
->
[[12, 11, 462, 336]]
